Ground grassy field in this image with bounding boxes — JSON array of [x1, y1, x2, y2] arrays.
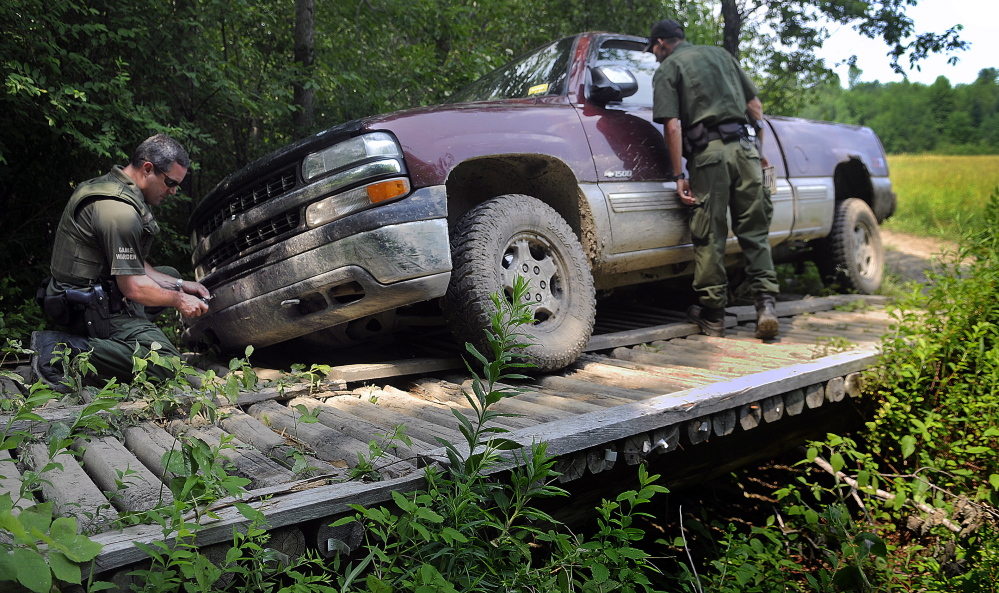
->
[[885, 154, 999, 237]]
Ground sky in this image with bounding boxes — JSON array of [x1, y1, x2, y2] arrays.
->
[[814, 0, 997, 86]]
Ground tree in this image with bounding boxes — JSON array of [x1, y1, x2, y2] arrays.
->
[[293, 0, 315, 135], [715, 0, 969, 115]]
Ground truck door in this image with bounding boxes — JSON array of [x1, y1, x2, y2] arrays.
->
[[575, 38, 690, 258]]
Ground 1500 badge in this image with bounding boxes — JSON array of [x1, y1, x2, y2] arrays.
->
[[604, 170, 633, 179]]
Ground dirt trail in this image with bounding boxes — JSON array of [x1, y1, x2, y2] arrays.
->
[[880, 229, 959, 284]]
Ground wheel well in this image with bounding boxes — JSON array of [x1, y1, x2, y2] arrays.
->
[[833, 156, 874, 209], [444, 155, 583, 235]]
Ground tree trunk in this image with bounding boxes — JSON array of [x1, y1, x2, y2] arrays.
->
[[720, 0, 742, 58], [293, 0, 315, 135]]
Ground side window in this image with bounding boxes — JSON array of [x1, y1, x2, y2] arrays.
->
[[594, 40, 658, 107], [449, 38, 574, 103]]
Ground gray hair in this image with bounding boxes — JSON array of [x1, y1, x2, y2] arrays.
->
[[130, 134, 191, 171]]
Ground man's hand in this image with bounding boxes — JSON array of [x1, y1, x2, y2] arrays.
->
[[178, 280, 210, 300], [177, 292, 209, 318], [677, 178, 696, 206]]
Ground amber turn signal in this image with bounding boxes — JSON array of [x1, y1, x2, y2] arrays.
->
[[366, 179, 410, 203]]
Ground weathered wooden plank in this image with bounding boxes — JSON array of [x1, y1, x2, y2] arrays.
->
[[234, 383, 314, 406], [712, 408, 737, 436], [288, 396, 430, 460], [523, 385, 638, 410], [687, 416, 712, 445], [0, 400, 150, 437], [762, 395, 785, 423], [845, 372, 865, 398], [725, 295, 874, 322], [247, 401, 413, 479], [555, 452, 587, 482], [166, 420, 298, 489], [74, 436, 173, 512], [88, 472, 428, 575], [24, 443, 119, 533], [122, 422, 181, 484], [585, 322, 697, 352], [533, 375, 655, 402], [315, 393, 461, 448], [739, 402, 762, 430], [677, 335, 814, 362], [316, 518, 364, 557], [586, 445, 617, 474], [359, 384, 529, 432], [825, 377, 846, 402], [462, 348, 879, 464], [784, 388, 805, 415], [620, 434, 651, 465], [611, 345, 768, 376], [0, 450, 33, 514], [327, 357, 464, 383], [218, 408, 346, 479], [805, 383, 825, 408], [650, 425, 680, 455]]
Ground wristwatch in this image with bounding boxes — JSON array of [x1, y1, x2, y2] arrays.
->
[[174, 278, 184, 291], [672, 173, 686, 182]]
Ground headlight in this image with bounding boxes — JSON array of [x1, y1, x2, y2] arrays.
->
[[305, 178, 411, 227], [302, 132, 401, 181]]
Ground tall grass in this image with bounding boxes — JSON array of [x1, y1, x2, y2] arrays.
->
[[885, 154, 999, 237]]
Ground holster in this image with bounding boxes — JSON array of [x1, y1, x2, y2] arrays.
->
[[36, 278, 112, 339], [82, 284, 111, 339]]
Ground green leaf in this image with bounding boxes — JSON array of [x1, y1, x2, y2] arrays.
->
[[17, 503, 53, 539], [57, 533, 104, 562], [0, 548, 17, 580], [48, 550, 82, 584], [830, 452, 845, 473], [854, 532, 888, 558], [13, 548, 51, 592], [900, 435, 917, 459], [989, 474, 999, 491], [832, 565, 864, 589], [590, 562, 610, 583]]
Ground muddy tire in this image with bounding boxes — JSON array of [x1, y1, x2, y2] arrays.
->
[[441, 194, 596, 372], [815, 198, 884, 294]]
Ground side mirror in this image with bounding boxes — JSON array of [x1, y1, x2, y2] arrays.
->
[[587, 66, 639, 106]]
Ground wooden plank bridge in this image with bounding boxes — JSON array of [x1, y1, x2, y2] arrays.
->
[[0, 294, 892, 581]]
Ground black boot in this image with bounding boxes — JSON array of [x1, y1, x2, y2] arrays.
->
[[686, 305, 726, 337], [29, 331, 90, 394], [754, 292, 779, 340]]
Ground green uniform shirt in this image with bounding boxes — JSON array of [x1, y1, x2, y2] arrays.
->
[[50, 166, 158, 290], [651, 41, 758, 127]]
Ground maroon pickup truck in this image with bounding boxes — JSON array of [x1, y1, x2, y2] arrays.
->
[[184, 32, 895, 371]]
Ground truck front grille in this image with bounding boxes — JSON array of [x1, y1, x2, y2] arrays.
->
[[202, 210, 301, 272], [198, 166, 298, 238]]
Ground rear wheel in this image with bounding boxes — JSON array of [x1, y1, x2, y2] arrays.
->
[[441, 194, 595, 372], [815, 198, 884, 294]]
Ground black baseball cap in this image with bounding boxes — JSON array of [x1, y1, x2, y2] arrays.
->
[[644, 19, 684, 52]]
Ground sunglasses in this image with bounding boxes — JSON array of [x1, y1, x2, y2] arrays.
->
[[154, 165, 182, 188]]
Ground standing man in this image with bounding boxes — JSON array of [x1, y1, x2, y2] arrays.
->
[[646, 18, 779, 339], [32, 134, 210, 390]]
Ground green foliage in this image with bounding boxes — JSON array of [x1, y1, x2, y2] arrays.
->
[[799, 70, 999, 154], [332, 278, 670, 592]]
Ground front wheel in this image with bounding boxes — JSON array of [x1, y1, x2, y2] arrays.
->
[[441, 194, 596, 372], [815, 198, 884, 294]]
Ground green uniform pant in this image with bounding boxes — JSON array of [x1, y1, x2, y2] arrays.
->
[[88, 313, 182, 382], [688, 137, 779, 310], [85, 265, 182, 383]]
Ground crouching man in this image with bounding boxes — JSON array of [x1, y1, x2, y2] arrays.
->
[[33, 134, 210, 390]]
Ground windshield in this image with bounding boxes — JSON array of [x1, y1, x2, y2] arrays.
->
[[593, 39, 659, 106], [448, 37, 575, 103]]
